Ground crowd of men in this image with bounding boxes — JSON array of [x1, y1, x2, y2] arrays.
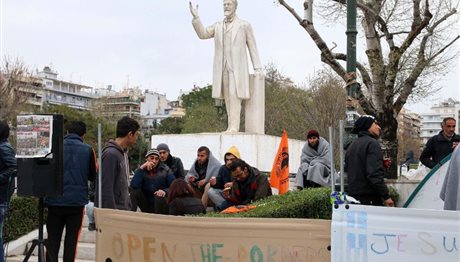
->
[[0, 114, 459, 261]]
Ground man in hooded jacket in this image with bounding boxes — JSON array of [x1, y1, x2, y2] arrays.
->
[[345, 115, 394, 207]]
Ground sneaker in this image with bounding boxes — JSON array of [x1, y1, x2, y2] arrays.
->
[[88, 223, 96, 231]]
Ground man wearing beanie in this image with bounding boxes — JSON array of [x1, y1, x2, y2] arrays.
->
[[130, 148, 175, 214], [157, 143, 185, 179], [345, 115, 394, 207], [295, 130, 332, 189], [206, 146, 241, 209]]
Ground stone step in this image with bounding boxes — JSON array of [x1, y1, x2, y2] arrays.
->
[[25, 241, 95, 261]]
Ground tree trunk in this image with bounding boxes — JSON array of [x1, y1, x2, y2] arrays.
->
[[378, 110, 398, 179]]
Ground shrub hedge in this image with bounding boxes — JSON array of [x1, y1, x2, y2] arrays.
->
[[204, 187, 333, 219], [3, 195, 41, 243]]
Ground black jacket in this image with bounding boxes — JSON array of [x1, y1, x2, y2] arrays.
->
[[169, 197, 206, 216], [420, 132, 460, 168], [130, 163, 175, 203], [164, 154, 185, 179], [345, 131, 389, 200], [0, 139, 16, 205], [211, 165, 233, 189]]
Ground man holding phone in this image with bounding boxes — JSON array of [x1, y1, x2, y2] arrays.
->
[[420, 117, 460, 168]]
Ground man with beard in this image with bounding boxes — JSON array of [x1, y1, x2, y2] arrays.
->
[[219, 159, 272, 211], [189, 0, 262, 133], [185, 146, 221, 199], [345, 115, 394, 207], [295, 130, 331, 189], [420, 117, 459, 168], [157, 143, 185, 179]]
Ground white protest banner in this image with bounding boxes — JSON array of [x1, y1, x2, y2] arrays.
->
[[95, 208, 331, 262], [331, 204, 460, 262]]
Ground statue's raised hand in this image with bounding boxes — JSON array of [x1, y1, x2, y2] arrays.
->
[[189, 1, 199, 19]]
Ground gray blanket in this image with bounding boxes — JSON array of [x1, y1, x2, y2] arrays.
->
[[295, 137, 331, 187], [440, 146, 460, 210], [185, 151, 221, 183]]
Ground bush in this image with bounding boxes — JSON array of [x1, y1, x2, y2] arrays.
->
[[3, 195, 41, 243], [204, 187, 332, 219]]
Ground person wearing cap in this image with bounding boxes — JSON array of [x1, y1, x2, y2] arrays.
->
[[205, 146, 241, 208], [345, 115, 394, 207], [295, 130, 332, 189], [185, 146, 221, 199], [129, 148, 175, 214], [157, 143, 185, 179]]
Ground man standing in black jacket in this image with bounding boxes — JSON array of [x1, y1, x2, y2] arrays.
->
[[345, 115, 394, 207], [420, 117, 459, 169]]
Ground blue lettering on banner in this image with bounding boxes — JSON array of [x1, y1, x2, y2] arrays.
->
[[443, 236, 458, 253], [370, 234, 397, 254]]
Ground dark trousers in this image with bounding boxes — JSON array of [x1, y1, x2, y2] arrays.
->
[[350, 195, 384, 206], [130, 189, 168, 214], [46, 206, 84, 262]]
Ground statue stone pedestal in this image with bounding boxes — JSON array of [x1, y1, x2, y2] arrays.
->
[[150, 132, 304, 174], [244, 74, 265, 134]]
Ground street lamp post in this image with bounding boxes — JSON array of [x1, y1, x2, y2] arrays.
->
[[344, 0, 359, 148]]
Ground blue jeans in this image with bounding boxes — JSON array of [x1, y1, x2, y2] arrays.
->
[[207, 188, 226, 208], [85, 202, 95, 224], [0, 205, 7, 262]]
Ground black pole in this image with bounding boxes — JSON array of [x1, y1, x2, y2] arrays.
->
[[22, 197, 47, 262]]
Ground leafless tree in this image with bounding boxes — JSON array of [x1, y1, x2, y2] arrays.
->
[[0, 57, 40, 121], [278, 0, 459, 176]]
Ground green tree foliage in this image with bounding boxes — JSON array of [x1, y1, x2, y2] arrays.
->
[[157, 117, 185, 134], [40, 104, 115, 150], [39, 104, 148, 170], [181, 85, 227, 133]]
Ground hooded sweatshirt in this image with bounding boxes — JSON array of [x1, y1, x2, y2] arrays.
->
[[95, 140, 131, 210], [213, 146, 241, 189]]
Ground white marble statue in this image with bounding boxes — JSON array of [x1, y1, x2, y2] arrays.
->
[[189, 0, 263, 133]]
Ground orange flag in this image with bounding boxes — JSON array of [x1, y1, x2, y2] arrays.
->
[[270, 130, 289, 194]]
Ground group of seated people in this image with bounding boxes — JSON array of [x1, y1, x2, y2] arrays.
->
[[129, 144, 273, 216]]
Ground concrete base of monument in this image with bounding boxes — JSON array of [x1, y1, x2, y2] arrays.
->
[[150, 132, 305, 174]]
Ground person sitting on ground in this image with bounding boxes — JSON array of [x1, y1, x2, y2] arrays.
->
[[206, 146, 240, 208], [167, 179, 206, 216], [420, 117, 460, 169], [295, 130, 332, 189], [157, 143, 185, 179], [130, 148, 175, 214], [218, 159, 272, 211], [185, 146, 221, 199]]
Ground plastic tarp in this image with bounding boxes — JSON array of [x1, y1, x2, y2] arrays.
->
[[94, 208, 331, 261], [331, 204, 460, 262], [404, 154, 452, 209]]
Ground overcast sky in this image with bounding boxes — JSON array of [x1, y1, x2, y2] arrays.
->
[[1, 0, 458, 114]]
